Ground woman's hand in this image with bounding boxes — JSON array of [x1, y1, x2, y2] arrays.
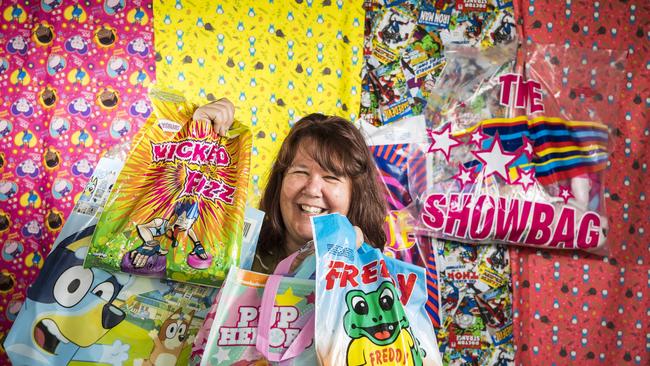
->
[[354, 226, 364, 248], [193, 98, 234, 136]]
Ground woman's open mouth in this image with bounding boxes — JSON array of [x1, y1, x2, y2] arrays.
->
[[299, 204, 327, 215]]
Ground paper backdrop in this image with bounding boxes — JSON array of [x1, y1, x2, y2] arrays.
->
[[510, 1, 648, 365], [153, 0, 365, 203], [0, 1, 155, 360]]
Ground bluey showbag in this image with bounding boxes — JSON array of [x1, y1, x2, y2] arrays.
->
[[4, 155, 217, 366], [85, 88, 251, 285], [313, 213, 442, 366], [200, 250, 315, 365]]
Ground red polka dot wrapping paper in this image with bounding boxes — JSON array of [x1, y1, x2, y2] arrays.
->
[[510, 1, 649, 365], [0, 0, 155, 362]]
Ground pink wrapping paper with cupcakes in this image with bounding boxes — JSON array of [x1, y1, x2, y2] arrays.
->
[[85, 88, 251, 286], [406, 44, 625, 255]]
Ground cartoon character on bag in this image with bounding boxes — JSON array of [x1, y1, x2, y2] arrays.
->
[[124, 197, 212, 271], [344, 281, 424, 366], [4, 225, 130, 366], [136, 308, 195, 366]]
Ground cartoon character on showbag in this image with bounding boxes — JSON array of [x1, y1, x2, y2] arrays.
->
[[344, 281, 424, 366], [4, 226, 131, 366], [122, 197, 212, 273], [135, 308, 195, 366]]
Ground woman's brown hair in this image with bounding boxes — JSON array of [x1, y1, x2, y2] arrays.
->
[[257, 113, 387, 262]]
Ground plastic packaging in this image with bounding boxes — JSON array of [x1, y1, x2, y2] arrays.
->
[[198, 251, 316, 365], [407, 44, 625, 255], [5, 155, 216, 366], [313, 213, 442, 366], [85, 88, 251, 285]]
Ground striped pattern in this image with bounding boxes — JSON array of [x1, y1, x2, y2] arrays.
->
[[370, 144, 412, 210], [456, 116, 609, 185], [425, 249, 441, 329]]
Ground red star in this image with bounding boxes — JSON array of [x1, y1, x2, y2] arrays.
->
[[306, 291, 315, 305], [520, 135, 534, 159], [512, 167, 536, 191], [452, 164, 475, 190], [469, 128, 489, 148], [471, 134, 520, 183], [558, 184, 574, 204], [427, 124, 462, 162]]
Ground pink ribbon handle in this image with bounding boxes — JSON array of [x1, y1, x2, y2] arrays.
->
[[255, 274, 315, 362]]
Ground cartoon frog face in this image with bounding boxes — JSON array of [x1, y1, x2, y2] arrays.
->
[[343, 281, 409, 346]]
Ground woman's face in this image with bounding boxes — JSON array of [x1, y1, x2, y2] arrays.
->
[[280, 144, 352, 253]]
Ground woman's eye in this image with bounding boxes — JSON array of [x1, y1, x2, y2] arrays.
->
[[324, 175, 341, 182]]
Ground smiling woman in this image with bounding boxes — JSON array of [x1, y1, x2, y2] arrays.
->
[[254, 113, 388, 273], [192, 100, 388, 274]]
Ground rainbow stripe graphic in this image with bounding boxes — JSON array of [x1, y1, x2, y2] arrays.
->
[[455, 116, 609, 185]]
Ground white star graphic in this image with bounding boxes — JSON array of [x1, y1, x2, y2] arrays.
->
[[472, 136, 519, 183], [513, 167, 536, 191], [427, 124, 462, 162], [469, 129, 489, 147], [521, 136, 534, 158], [558, 185, 574, 204], [215, 347, 230, 362], [453, 164, 475, 189]]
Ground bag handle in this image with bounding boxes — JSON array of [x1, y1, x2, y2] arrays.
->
[[256, 274, 315, 361], [273, 241, 315, 279]]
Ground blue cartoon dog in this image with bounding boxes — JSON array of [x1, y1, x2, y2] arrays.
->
[[4, 225, 131, 366]]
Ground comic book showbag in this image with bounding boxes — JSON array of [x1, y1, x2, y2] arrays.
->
[[360, 116, 441, 329], [408, 44, 626, 255], [199, 251, 316, 365], [85, 88, 252, 286], [313, 213, 442, 366], [4, 155, 217, 366]]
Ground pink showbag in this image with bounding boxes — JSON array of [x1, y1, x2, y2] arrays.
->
[[406, 44, 625, 255], [199, 251, 315, 365]]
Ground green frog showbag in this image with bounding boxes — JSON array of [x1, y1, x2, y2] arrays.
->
[[86, 89, 251, 286], [313, 213, 442, 366]]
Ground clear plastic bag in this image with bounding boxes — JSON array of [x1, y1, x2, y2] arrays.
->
[[406, 44, 626, 255]]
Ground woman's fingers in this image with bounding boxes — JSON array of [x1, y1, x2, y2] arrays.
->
[[354, 226, 364, 248], [192, 98, 235, 136]]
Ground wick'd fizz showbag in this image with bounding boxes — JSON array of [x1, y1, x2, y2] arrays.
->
[[85, 88, 251, 285], [313, 213, 442, 366]]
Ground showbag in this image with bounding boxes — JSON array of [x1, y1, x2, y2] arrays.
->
[[409, 45, 626, 255], [85, 88, 251, 285], [199, 251, 316, 365], [313, 213, 442, 366], [4, 156, 217, 366]]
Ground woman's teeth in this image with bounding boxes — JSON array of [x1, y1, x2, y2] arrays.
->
[[300, 205, 325, 214]]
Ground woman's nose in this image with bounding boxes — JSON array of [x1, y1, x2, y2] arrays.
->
[[302, 175, 323, 196]]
